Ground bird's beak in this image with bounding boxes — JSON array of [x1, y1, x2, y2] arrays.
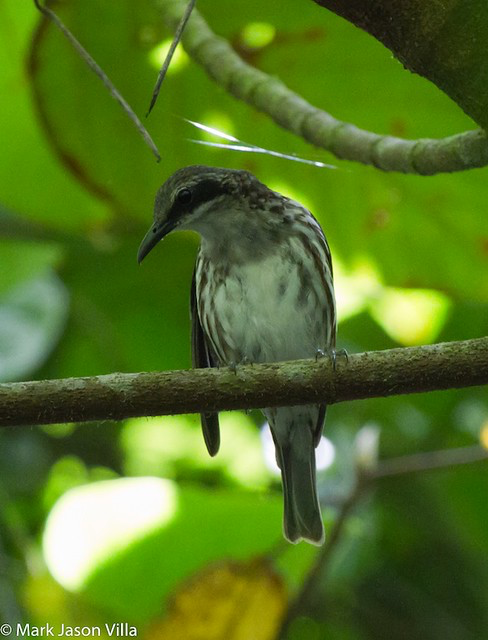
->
[[137, 220, 175, 264]]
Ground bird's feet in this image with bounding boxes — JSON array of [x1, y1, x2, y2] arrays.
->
[[228, 355, 253, 375], [315, 347, 348, 371]]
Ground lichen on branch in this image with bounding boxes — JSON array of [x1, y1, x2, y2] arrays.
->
[[0, 337, 487, 428]]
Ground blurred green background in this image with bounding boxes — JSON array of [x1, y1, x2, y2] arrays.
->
[[1, 0, 488, 637]]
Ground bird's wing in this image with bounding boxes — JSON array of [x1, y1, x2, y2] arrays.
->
[[191, 265, 220, 456]]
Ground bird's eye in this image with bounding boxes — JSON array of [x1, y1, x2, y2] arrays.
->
[[176, 188, 192, 205]]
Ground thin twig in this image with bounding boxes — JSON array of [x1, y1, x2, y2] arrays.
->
[[146, 0, 196, 117], [33, 0, 161, 162], [279, 443, 488, 637], [373, 444, 488, 478], [279, 482, 364, 636]]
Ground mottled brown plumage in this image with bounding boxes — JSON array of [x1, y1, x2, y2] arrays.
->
[[138, 165, 336, 544]]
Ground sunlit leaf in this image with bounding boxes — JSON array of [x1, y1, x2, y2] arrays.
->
[[43, 477, 178, 591], [42, 478, 285, 622], [147, 558, 287, 640], [370, 287, 451, 346], [122, 413, 270, 489]]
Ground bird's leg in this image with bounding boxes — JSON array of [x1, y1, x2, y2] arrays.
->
[[315, 347, 348, 371], [333, 348, 349, 368]]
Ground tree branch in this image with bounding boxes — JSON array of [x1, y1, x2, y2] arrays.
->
[[158, 0, 488, 175], [0, 337, 487, 428]]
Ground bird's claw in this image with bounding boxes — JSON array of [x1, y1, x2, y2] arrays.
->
[[228, 356, 253, 375], [315, 347, 348, 371], [315, 348, 326, 362]]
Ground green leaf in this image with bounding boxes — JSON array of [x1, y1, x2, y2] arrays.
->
[[0, 237, 63, 295], [28, 0, 488, 301], [42, 477, 285, 622], [0, 0, 109, 231]]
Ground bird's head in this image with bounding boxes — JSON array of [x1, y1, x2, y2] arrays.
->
[[137, 165, 278, 263]]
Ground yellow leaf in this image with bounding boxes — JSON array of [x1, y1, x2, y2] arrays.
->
[[147, 558, 287, 640]]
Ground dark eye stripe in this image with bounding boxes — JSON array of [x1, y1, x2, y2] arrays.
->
[[192, 179, 224, 205], [168, 178, 225, 222]]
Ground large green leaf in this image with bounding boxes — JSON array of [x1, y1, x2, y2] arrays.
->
[[312, 0, 488, 131], [42, 476, 285, 622], [0, 1, 109, 231], [27, 0, 488, 301], [38, 233, 197, 378], [1, 1, 487, 635]]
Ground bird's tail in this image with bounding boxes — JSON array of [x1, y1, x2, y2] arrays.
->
[[276, 433, 324, 546]]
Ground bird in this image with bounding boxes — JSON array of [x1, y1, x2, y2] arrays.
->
[[138, 165, 336, 545]]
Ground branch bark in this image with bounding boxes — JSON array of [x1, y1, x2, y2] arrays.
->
[[0, 337, 487, 428], [158, 0, 488, 175]]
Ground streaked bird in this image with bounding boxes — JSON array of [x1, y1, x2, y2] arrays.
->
[[138, 165, 336, 545]]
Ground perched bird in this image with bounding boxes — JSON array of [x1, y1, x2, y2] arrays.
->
[[138, 165, 336, 545]]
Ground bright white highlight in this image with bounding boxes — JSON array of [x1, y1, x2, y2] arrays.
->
[[185, 119, 336, 169], [43, 477, 178, 591], [261, 422, 336, 474], [354, 423, 380, 472]]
